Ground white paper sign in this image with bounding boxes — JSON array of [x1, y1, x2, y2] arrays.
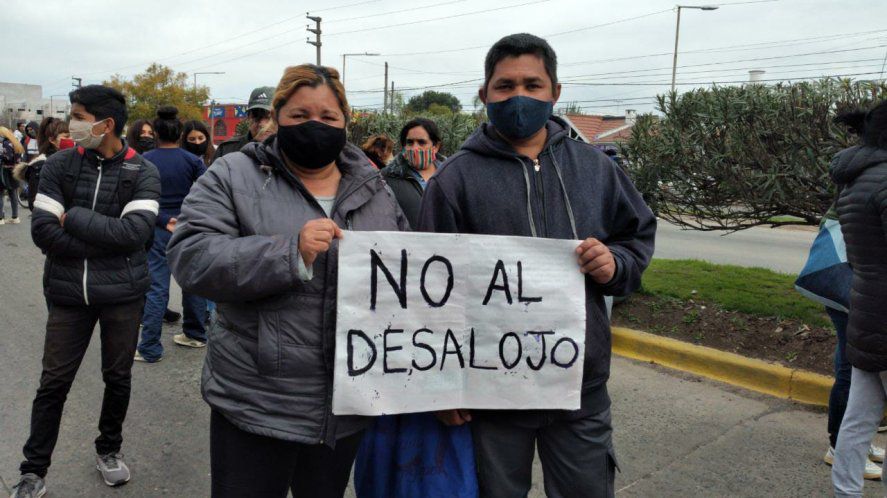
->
[[332, 231, 587, 416]]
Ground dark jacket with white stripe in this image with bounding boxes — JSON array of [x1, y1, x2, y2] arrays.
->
[[31, 145, 161, 306]]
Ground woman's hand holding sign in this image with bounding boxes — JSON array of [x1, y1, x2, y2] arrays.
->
[[299, 219, 343, 266], [576, 238, 616, 284]]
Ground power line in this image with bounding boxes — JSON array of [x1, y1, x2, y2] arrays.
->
[[560, 43, 887, 73], [562, 71, 884, 87], [561, 58, 886, 82], [326, 0, 467, 24], [380, 7, 676, 57], [561, 57, 884, 80], [325, 0, 550, 37], [311, 0, 380, 13]]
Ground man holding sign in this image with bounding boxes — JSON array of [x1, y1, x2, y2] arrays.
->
[[417, 33, 656, 497]]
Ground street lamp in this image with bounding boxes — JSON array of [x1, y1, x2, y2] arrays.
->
[[193, 72, 225, 92], [671, 5, 719, 92], [342, 52, 380, 85]]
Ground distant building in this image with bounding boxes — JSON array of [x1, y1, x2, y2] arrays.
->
[[561, 109, 638, 151], [203, 103, 248, 145], [0, 82, 70, 127]]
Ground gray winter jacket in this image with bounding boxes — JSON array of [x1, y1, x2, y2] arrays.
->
[[167, 139, 409, 445]]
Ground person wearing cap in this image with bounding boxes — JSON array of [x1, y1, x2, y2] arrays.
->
[[212, 86, 274, 162]]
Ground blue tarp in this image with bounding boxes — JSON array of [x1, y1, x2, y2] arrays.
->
[[354, 413, 478, 498]]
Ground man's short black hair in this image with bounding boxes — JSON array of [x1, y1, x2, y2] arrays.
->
[[399, 118, 442, 147], [484, 33, 558, 94], [69, 85, 128, 137]]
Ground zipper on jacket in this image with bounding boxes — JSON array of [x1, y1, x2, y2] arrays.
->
[[82, 162, 103, 306], [531, 158, 548, 237]]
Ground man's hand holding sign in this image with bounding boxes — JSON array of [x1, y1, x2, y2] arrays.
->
[[435, 236, 616, 427], [332, 231, 589, 417]]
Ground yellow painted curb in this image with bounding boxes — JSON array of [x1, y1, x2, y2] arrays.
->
[[612, 327, 833, 407]]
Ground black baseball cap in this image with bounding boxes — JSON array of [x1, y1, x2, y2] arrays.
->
[[247, 86, 274, 112]]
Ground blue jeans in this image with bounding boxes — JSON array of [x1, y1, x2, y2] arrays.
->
[[138, 228, 207, 361], [827, 307, 851, 448]]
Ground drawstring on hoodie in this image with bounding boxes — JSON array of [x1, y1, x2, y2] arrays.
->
[[549, 146, 579, 240], [260, 165, 273, 190], [520, 146, 579, 240]]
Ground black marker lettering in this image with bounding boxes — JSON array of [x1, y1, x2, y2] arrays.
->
[[383, 328, 407, 374], [526, 331, 555, 370], [370, 249, 407, 310], [551, 337, 580, 368], [499, 332, 522, 370], [517, 261, 542, 304], [347, 329, 376, 376], [469, 328, 498, 370], [411, 328, 437, 371], [482, 260, 513, 305], [420, 255, 454, 308], [440, 329, 465, 370]]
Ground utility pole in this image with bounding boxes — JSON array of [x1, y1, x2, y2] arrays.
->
[[209, 99, 216, 145], [306, 15, 322, 65], [341, 52, 380, 85], [671, 5, 719, 92], [72, 77, 82, 89], [390, 81, 395, 114], [383, 62, 389, 114]]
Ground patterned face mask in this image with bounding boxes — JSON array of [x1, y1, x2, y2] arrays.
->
[[401, 146, 436, 171]]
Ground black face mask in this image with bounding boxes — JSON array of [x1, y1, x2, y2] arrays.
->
[[184, 141, 209, 156], [137, 137, 155, 152], [277, 120, 346, 170]]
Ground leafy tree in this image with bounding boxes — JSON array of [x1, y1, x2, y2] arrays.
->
[[404, 90, 461, 114], [104, 63, 210, 122], [621, 78, 887, 230], [349, 110, 483, 157]]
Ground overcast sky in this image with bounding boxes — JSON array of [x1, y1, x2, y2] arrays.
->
[[7, 0, 887, 115]]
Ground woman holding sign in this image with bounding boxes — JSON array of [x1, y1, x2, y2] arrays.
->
[[167, 64, 409, 498]]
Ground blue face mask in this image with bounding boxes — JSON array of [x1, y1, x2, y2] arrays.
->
[[486, 95, 554, 140]]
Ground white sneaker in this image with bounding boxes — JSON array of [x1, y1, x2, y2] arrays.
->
[[10, 217, 20, 224], [173, 333, 206, 348], [870, 444, 885, 463], [0, 218, 6, 225], [824, 446, 883, 480]]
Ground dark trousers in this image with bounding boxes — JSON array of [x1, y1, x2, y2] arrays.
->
[[210, 410, 363, 498], [20, 299, 144, 478], [0, 186, 18, 218], [827, 307, 852, 448], [471, 407, 618, 498], [139, 228, 206, 361]]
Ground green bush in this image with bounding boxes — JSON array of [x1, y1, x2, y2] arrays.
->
[[622, 78, 887, 230], [349, 111, 484, 157]]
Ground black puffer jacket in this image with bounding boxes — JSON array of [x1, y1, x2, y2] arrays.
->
[[831, 145, 887, 372], [31, 145, 161, 306]]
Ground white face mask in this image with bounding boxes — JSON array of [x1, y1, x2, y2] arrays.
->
[[68, 118, 108, 149]]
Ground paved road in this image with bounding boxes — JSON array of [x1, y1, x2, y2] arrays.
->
[[1, 207, 881, 497], [655, 220, 816, 275]]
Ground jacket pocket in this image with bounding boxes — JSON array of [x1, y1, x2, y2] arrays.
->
[[125, 257, 135, 288], [256, 309, 325, 379]]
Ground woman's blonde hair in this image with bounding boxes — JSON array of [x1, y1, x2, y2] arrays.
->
[[0, 126, 25, 155], [272, 64, 350, 124], [361, 134, 394, 157]]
